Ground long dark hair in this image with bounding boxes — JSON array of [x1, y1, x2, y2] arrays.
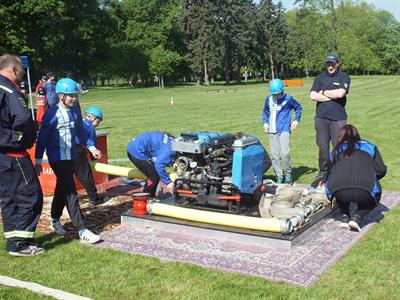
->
[[332, 124, 361, 164]]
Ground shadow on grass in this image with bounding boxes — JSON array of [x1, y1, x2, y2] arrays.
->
[[35, 232, 73, 251], [292, 165, 318, 182]]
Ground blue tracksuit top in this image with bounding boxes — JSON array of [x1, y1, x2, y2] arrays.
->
[[262, 93, 302, 133], [42, 81, 57, 105], [127, 132, 176, 185], [35, 104, 85, 163], [75, 118, 96, 150]]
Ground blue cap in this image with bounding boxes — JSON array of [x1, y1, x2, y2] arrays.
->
[[325, 54, 339, 63]]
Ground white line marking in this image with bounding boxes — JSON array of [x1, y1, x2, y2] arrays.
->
[[0, 275, 92, 300]]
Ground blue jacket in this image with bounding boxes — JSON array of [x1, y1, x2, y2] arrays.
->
[[35, 104, 85, 163], [75, 118, 96, 151], [0, 75, 37, 152], [325, 140, 387, 201], [262, 93, 302, 133], [42, 81, 57, 105], [127, 132, 176, 184]]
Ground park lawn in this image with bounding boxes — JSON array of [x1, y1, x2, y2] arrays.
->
[[0, 204, 398, 299], [81, 75, 399, 190], [0, 76, 399, 299]]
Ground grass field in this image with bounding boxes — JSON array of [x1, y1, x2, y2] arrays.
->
[[0, 76, 399, 299]]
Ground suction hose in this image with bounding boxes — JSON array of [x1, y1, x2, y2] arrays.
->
[[89, 161, 145, 179], [147, 202, 293, 234]]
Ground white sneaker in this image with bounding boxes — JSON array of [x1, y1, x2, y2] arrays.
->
[[79, 229, 100, 244], [49, 219, 67, 236], [9, 245, 45, 257]]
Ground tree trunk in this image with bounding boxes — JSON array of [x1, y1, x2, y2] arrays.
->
[[330, 0, 338, 52], [263, 70, 267, 81], [269, 53, 275, 79], [204, 59, 209, 86], [244, 69, 248, 82], [305, 67, 309, 78], [161, 76, 164, 88]]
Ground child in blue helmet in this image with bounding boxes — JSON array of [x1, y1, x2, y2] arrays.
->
[[262, 79, 302, 184], [127, 132, 176, 197], [35, 78, 100, 244], [73, 106, 107, 207]]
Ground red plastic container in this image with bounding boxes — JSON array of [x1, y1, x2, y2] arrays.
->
[[132, 192, 150, 215]]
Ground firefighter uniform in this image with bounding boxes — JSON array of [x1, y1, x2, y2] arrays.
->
[[0, 74, 43, 253]]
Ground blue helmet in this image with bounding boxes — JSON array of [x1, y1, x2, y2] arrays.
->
[[85, 106, 103, 120], [55, 78, 78, 94], [269, 79, 284, 95]]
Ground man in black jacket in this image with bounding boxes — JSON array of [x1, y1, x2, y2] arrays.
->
[[0, 54, 44, 256], [310, 54, 351, 187]]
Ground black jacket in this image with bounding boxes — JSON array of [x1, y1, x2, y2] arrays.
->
[[326, 140, 387, 201], [0, 74, 37, 152]]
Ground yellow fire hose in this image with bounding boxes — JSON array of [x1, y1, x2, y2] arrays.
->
[[89, 161, 146, 179], [147, 202, 293, 233]]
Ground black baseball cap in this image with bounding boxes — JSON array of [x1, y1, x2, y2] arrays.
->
[[325, 54, 339, 64]]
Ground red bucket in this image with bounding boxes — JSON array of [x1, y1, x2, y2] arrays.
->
[[132, 192, 150, 215]]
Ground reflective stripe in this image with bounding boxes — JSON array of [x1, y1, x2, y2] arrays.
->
[[4, 230, 34, 239], [0, 84, 13, 93], [14, 231, 34, 238], [4, 231, 15, 238]]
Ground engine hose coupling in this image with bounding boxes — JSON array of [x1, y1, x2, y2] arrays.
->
[[290, 214, 305, 227], [280, 218, 294, 234]]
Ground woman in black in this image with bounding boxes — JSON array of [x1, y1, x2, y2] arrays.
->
[[325, 124, 387, 231]]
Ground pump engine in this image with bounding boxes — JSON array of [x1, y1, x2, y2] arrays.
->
[[172, 132, 269, 212]]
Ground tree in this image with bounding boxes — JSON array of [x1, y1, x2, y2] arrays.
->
[[149, 45, 181, 88], [182, 0, 224, 85]]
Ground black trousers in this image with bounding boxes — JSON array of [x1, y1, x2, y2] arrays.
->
[[73, 145, 98, 201], [0, 154, 43, 252], [49, 160, 85, 230], [315, 117, 346, 175], [334, 188, 376, 218], [127, 152, 159, 197]]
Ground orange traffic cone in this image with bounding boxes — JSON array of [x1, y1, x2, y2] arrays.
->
[[35, 87, 47, 124]]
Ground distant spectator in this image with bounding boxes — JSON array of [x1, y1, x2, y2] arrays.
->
[[42, 72, 57, 106], [66, 72, 88, 95], [35, 75, 47, 93]]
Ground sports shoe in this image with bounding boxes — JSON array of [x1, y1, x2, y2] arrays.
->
[[49, 219, 67, 236], [336, 214, 350, 228], [349, 214, 362, 232], [9, 245, 45, 257], [79, 228, 100, 244], [276, 176, 283, 184], [88, 195, 110, 208], [284, 174, 293, 185], [311, 174, 324, 188]]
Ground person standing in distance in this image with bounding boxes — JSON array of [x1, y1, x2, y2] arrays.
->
[[310, 54, 350, 187], [0, 54, 44, 256]]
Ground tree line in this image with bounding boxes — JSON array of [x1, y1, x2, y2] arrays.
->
[[1, 0, 399, 86]]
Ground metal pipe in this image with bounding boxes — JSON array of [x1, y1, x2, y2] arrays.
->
[[147, 202, 293, 233], [89, 161, 145, 179]]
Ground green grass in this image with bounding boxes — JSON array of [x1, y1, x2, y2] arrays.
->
[[1, 76, 399, 299], [84, 75, 399, 190]]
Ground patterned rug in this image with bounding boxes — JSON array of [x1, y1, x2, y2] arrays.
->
[[94, 191, 400, 287]]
